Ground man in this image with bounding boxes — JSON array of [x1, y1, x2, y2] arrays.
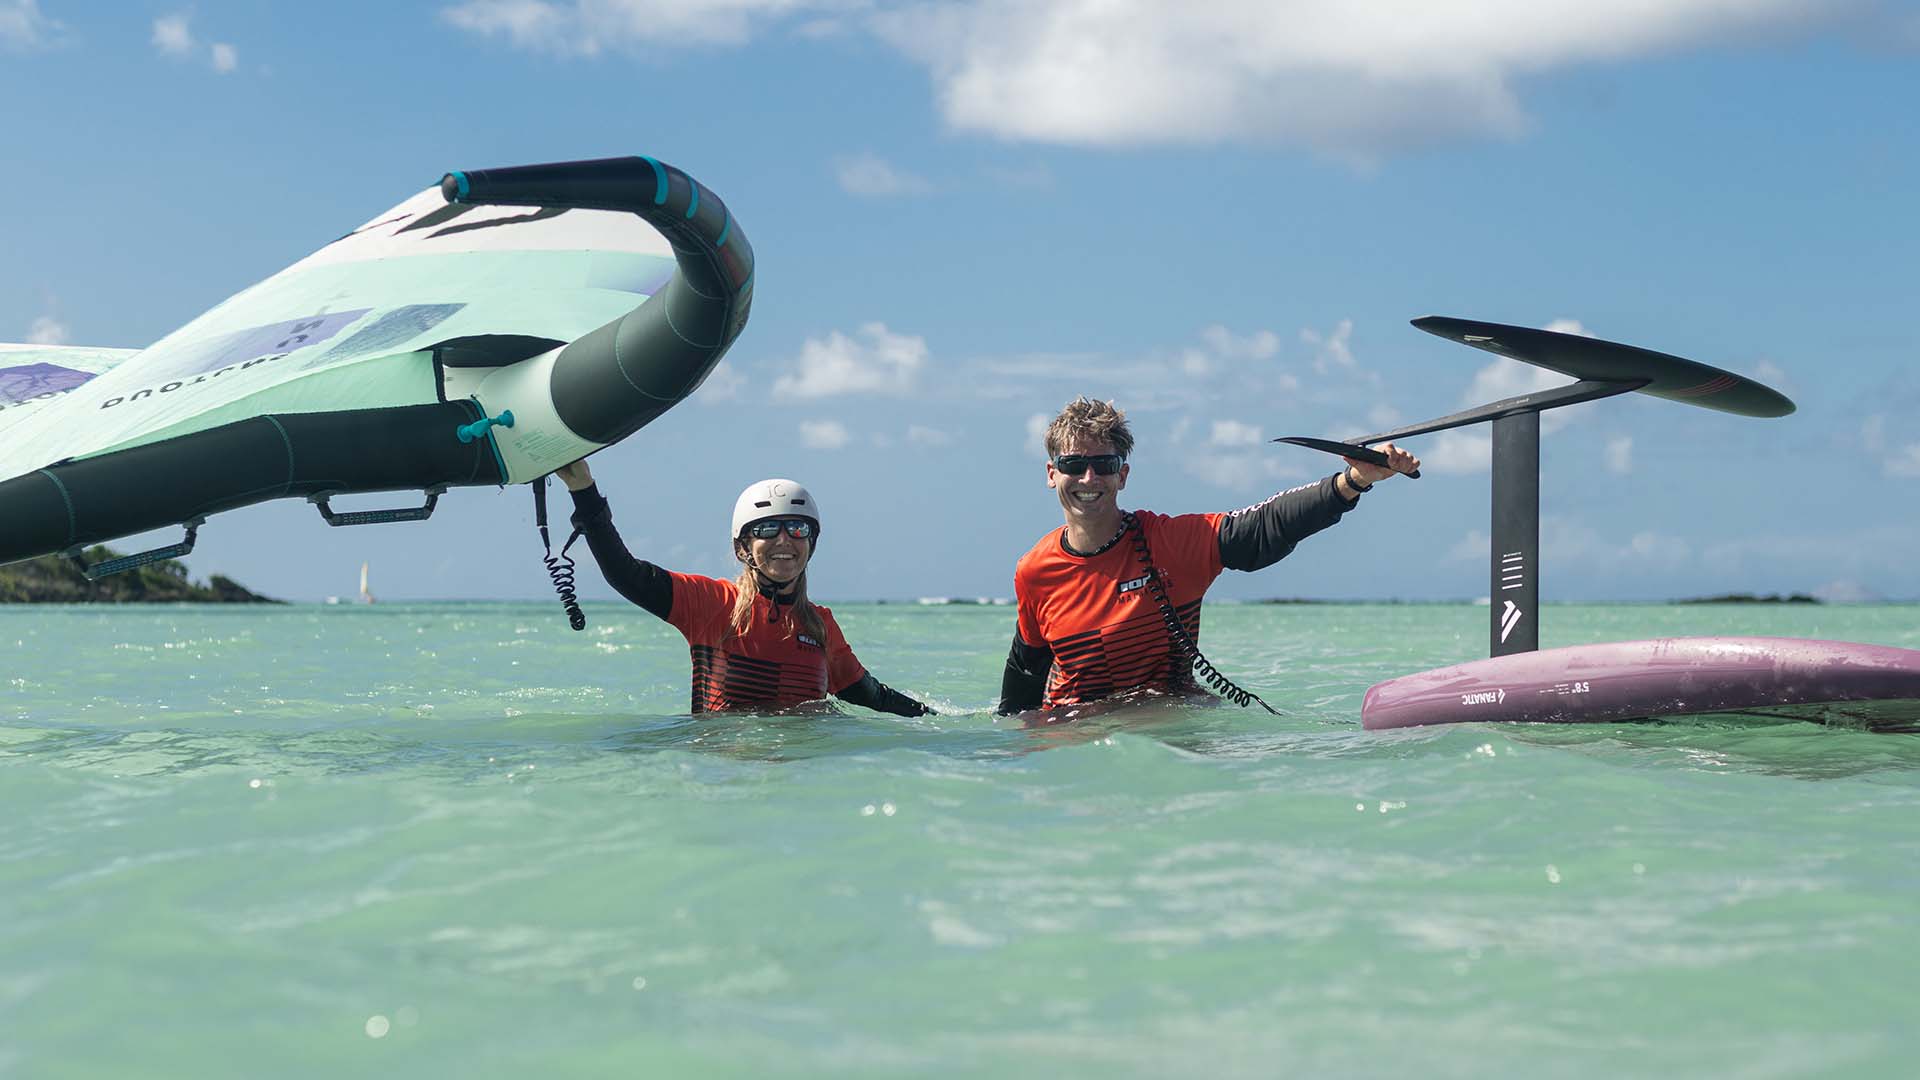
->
[[997, 397, 1418, 716]]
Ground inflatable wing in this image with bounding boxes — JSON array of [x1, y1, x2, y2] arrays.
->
[[0, 156, 753, 568], [0, 344, 142, 441]]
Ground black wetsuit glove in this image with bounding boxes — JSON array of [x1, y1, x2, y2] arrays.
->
[[837, 673, 934, 717]]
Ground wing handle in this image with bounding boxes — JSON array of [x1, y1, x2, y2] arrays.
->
[[62, 518, 205, 580]]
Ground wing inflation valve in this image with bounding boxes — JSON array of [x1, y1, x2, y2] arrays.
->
[[456, 410, 515, 443]]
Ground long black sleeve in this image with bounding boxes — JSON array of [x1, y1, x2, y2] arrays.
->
[[1216, 473, 1356, 573], [996, 633, 1053, 715], [568, 484, 673, 620], [834, 673, 934, 717]]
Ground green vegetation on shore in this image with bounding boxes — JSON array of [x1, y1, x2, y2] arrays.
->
[[0, 548, 276, 603]]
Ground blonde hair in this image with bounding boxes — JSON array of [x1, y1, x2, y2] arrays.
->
[[1044, 396, 1134, 459], [728, 539, 827, 642]]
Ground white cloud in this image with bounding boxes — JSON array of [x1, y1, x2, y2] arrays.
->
[[870, 1, 1830, 159], [1209, 419, 1262, 447], [440, 0, 830, 53], [1464, 354, 1576, 405], [1604, 435, 1632, 475], [152, 12, 193, 55], [1858, 405, 1920, 478], [1456, 317, 1597, 434], [1025, 412, 1050, 457], [438, 2, 1842, 158], [798, 419, 850, 449], [26, 315, 68, 346], [1175, 324, 1282, 378], [1366, 404, 1401, 432], [1422, 429, 1492, 474], [1446, 529, 1489, 564], [1301, 319, 1354, 373], [693, 360, 746, 403], [834, 152, 933, 196], [1751, 358, 1791, 394], [442, 0, 570, 47], [773, 322, 928, 399], [153, 12, 241, 72], [1420, 335, 1612, 473], [1181, 451, 1305, 491], [1, 0, 58, 49], [1201, 324, 1280, 361], [907, 424, 953, 447]]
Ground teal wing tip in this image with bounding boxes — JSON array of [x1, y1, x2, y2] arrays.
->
[[440, 171, 471, 204]]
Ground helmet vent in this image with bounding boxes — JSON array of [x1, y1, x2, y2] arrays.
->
[[753, 500, 772, 508]]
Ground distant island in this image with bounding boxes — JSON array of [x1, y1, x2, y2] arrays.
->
[[1673, 593, 1820, 605], [0, 548, 277, 604]]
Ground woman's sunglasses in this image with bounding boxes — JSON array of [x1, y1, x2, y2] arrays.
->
[[1051, 454, 1125, 477], [744, 518, 815, 540]]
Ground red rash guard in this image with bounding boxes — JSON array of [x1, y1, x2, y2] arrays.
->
[[666, 572, 867, 713], [998, 474, 1357, 716], [1014, 510, 1225, 709]]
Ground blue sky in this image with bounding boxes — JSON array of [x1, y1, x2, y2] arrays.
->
[[4, 0, 1917, 604]]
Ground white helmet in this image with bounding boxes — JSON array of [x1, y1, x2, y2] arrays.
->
[[731, 478, 821, 539]]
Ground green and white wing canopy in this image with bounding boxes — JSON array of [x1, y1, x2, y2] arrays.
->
[[0, 188, 676, 485], [0, 344, 141, 441]]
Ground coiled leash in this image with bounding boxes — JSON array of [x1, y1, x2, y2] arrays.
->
[[532, 478, 587, 631], [1125, 511, 1277, 714]]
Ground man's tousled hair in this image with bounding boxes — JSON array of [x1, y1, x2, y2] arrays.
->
[[1044, 397, 1134, 460]]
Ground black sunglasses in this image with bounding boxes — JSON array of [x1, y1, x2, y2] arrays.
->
[[1052, 454, 1125, 477], [744, 518, 815, 540]]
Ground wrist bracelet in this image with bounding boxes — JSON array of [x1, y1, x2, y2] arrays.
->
[[1344, 466, 1373, 493]]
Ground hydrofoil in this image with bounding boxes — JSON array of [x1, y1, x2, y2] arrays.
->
[[1279, 317, 1920, 733]]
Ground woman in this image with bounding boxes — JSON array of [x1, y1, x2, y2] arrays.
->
[[555, 460, 931, 717]]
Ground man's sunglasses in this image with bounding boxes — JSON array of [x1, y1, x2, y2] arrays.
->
[[744, 518, 816, 540], [1051, 454, 1125, 477]]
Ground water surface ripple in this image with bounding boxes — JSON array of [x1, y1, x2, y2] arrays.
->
[[3, 602, 1917, 1077]]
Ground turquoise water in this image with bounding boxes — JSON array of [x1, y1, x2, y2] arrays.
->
[[4, 601, 1919, 1078]]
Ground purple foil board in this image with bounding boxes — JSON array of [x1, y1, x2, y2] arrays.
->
[[1362, 637, 1920, 733]]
